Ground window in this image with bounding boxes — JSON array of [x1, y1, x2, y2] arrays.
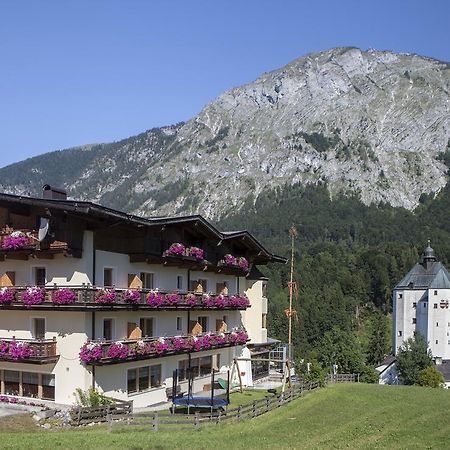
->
[[398, 331, 402, 337], [127, 368, 137, 394], [42, 374, 55, 400], [140, 272, 154, 290], [32, 318, 45, 339], [103, 319, 113, 341], [191, 279, 207, 293], [424, 303, 427, 308], [103, 268, 114, 287], [140, 318, 154, 337], [176, 317, 183, 332], [177, 276, 183, 290], [437, 322, 439, 327], [448, 340, 450, 345], [22, 372, 39, 398], [198, 316, 208, 332], [4, 370, 19, 395], [412, 318, 416, 324], [150, 365, 161, 387], [436, 340, 439, 344], [262, 283, 267, 298], [34, 267, 46, 286], [178, 357, 213, 380], [434, 304, 438, 309], [398, 293, 403, 299], [127, 365, 161, 394], [434, 290, 438, 295], [262, 313, 267, 328], [413, 302, 416, 308]]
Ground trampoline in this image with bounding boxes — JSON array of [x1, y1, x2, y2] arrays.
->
[[173, 396, 229, 409], [171, 367, 230, 414]]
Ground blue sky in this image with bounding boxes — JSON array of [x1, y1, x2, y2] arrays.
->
[[1, 0, 449, 168]]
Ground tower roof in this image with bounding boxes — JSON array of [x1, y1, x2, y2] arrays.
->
[[395, 261, 450, 289]]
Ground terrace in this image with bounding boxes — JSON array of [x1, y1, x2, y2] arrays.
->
[[0, 286, 251, 311], [0, 337, 59, 364], [79, 329, 249, 366]]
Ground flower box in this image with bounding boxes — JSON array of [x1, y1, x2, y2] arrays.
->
[[22, 287, 46, 307], [51, 288, 76, 305]]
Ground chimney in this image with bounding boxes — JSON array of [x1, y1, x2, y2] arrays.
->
[[42, 184, 67, 200]]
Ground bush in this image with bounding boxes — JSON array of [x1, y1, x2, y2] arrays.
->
[[417, 367, 445, 388], [358, 365, 380, 383], [74, 388, 113, 407]]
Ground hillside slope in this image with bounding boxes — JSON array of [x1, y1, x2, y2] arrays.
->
[[1, 47, 449, 219]]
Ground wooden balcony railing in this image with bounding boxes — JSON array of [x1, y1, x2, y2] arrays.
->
[[80, 329, 249, 366], [0, 286, 251, 311], [0, 337, 59, 364]]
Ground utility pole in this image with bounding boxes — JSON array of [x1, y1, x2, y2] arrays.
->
[[287, 225, 298, 361]]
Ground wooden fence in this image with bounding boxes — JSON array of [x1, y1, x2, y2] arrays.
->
[[70, 398, 133, 425], [107, 378, 336, 433], [326, 373, 359, 383]]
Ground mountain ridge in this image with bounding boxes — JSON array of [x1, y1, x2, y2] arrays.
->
[[1, 47, 449, 219]]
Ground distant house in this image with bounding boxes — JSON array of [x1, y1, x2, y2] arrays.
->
[[375, 355, 398, 385]]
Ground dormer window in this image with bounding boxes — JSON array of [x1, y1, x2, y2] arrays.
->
[[398, 293, 403, 299], [434, 290, 438, 295]]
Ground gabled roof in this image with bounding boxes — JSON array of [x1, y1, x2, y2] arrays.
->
[[395, 262, 450, 289], [0, 192, 287, 264]]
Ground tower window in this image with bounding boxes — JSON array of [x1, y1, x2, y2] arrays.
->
[[413, 302, 416, 308], [412, 318, 416, 324]]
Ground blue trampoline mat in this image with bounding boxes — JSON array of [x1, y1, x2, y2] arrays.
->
[[173, 396, 229, 408]]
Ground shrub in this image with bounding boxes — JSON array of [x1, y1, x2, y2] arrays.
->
[[74, 388, 113, 407], [417, 366, 445, 388]]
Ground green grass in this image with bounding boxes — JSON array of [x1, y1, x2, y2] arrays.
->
[[1, 384, 450, 449]]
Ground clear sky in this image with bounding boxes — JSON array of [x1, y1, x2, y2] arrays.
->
[[1, 0, 449, 168]]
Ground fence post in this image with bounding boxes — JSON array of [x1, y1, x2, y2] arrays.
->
[[107, 414, 112, 433], [237, 405, 241, 420], [252, 400, 257, 418], [357, 373, 360, 383], [195, 412, 200, 430], [266, 396, 270, 412], [152, 412, 158, 432]]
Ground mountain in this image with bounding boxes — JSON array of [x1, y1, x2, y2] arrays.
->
[[1, 47, 449, 219]]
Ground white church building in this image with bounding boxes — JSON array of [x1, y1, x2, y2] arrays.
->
[[393, 244, 450, 359]]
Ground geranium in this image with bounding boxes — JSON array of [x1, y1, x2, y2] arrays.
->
[[187, 246, 204, 260], [224, 254, 237, 266], [185, 293, 197, 307], [130, 339, 152, 356], [228, 295, 240, 307], [95, 288, 116, 304], [8, 341, 34, 360], [202, 295, 215, 308], [172, 337, 186, 352], [215, 333, 228, 346], [155, 337, 169, 354], [79, 342, 103, 363], [165, 243, 186, 256], [2, 232, 29, 250], [0, 287, 15, 305], [230, 329, 249, 345], [106, 342, 129, 359], [22, 287, 46, 307], [214, 295, 227, 308], [238, 257, 249, 271], [122, 289, 140, 304], [0, 341, 9, 357], [51, 288, 76, 305], [147, 290, 165, 307], [165, 293, 181, 306], [200, 334, 213, 349]]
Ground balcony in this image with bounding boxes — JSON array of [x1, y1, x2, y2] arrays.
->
[[0, 337, 59, 364], [0, 286, 251, 311], [80, 329, 249, 366]]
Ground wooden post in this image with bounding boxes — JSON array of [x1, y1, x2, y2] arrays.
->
[[234, 359, 244, 393], [107, 414, 112, 433], [357, 373, 360, 383], [194, 412, 200, 430], [266, 397, 270, 412], [237, 405, 241, 420], [152, 412, 158, 432]]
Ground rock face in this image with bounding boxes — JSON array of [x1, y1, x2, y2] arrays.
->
[[1, 47, 450, 219]]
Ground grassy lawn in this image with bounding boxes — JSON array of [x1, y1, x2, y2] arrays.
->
[[1, 383, 450, 449]]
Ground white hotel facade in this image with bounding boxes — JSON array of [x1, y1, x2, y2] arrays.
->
[[0, 186, 284, 407]]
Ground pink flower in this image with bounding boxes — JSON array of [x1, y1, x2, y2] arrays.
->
[[95, 288, 116, 304], [238, 257, 249, 271], [2, 233, 29, 250], [106, 342, 129, 359], [9, 341, 34, 360], [147, 291, 165, 307], [224, 254, 237, 265], [202, 295, 215, 308], [22, 287, 46, 307], [165, 243, 186, 256], [122, 289, 140, 304], [79, 342, 103, 363], [165, 293, 181, 306], [187, 246, 204, 260], [185, 293, 197, 307], [52, 288, 76, 305], [0, 287, 15, 305]]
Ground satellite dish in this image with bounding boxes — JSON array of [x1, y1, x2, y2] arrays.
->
[[38, 217, 49, 242]]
